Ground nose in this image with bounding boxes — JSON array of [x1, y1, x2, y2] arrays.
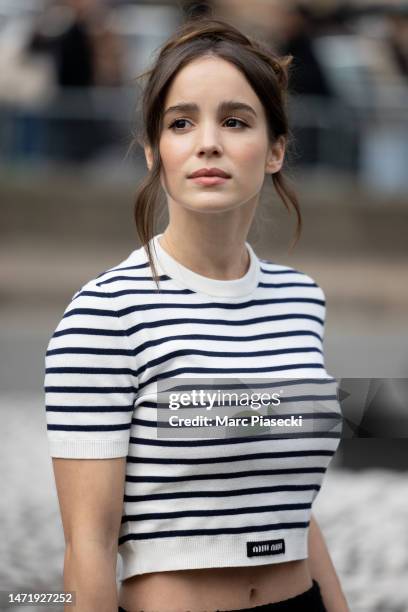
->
[[196, 122, 223, 157]]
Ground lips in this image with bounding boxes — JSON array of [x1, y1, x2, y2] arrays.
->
[[188, 167, 231, 178]]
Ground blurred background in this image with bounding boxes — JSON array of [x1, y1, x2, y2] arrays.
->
[[0, 0, 407, 610]]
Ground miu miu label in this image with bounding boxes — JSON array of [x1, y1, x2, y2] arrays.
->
[[246, 538, 285, 557]]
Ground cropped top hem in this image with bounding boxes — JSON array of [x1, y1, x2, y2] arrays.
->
[[119, 529, 308, 580]]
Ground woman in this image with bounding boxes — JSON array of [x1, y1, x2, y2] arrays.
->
[[44, 17, 349, 612]]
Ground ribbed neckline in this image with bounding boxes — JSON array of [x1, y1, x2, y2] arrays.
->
[[148, 233, 260, 298]]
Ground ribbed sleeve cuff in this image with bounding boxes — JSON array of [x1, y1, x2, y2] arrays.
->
[[48, 439, 129, 458]]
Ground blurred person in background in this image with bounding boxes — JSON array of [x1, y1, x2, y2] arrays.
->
[[276, 3, 333, 98], [386, 9, 408, 80], [54, 0, 125, 88], [55, 0, 95, 90], [274, 2, 334, 167], [28, 0, 125, 162]]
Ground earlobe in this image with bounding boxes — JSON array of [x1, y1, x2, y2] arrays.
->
[[266, 159, 283, 174], [265, 158, 283, 175], [266, 135, 286, 174]]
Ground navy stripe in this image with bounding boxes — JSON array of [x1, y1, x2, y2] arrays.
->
[[46, 405, 134, 412], [61, 299, 325, 319], [123, 502, 312, 523], [85, 281, 317, 293], [97, 273, 171, 285], [130, 431, 341, 442], [150, 394, 337, 410], [47, 423, 131, 432], [118, 521, 310, 543], [261, 268, 304, 275], [137, 329, 322, 347], [45, 385, 136, 394], [137, 363, 326, 392], [46, 347, 134, 356], [134, 413, 340, 430], [129, 413, 337, 445], [258, 282, 318, 288], [46, 366, 137, 376], [145, 376, 336, 390], [152, 394, 339, 410], [62, 307, 116, 318], [126, 314, 325, 335], [52, 327, 125, 338], [119, 297, 325, 316], [96, 287, 195, 295], [124, 484, 321, 503], [45, 340, 321, 361], [126, 467, 326, 484], [127, 450, 335, 465], [95, 261, 150, 278], [137, 347, 323, 375], [136, 411, 335, 426]]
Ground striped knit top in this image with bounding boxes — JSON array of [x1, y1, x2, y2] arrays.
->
[[44, 233, 342, 579]]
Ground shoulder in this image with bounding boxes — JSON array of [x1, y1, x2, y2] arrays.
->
[[46, 249, 146, 349], [258, 258, 326, 303], [68, 245, 149, 308]]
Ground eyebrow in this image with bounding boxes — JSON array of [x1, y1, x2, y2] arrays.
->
[[163, 100, 257, 119]]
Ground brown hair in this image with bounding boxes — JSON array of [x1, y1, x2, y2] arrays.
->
[[132, 17, 301, 290]]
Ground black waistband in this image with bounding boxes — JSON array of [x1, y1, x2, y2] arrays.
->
[[118, 579, 326, 612]]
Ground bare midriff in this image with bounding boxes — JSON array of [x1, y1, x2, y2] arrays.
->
[[118, 559, 313, 612]]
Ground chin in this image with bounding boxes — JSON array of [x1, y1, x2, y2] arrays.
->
[[182, 191, 239, 209], [182, 199, 240, 214]]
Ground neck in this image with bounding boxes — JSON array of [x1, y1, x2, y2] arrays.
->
[[159, 230, 251, 281], [160, 199, 258, 281]]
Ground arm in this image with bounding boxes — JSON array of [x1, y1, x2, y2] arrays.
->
[[52, 456, 127, 612], [44, 282, 139, 610], [308, 513, 350, 612]]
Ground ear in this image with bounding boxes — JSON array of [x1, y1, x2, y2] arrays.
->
[[144, 143, 153, 171], [265, 135, 286, 174]]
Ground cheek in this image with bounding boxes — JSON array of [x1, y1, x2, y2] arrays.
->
[[236, 137, 267, 169], [159, 134, 191, 174], [232, 142, 267, 187]]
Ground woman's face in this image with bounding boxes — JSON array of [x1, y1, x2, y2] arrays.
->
[[146, 55, 285, 215]]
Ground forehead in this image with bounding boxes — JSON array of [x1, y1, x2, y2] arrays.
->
[[164, 56, 261, 109]]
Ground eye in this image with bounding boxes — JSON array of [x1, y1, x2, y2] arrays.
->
[[168, 117, 249, 131], [168, 118, 192, 130], [223, 117, 248, 128]]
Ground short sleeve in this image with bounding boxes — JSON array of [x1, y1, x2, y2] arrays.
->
[[44, 282, 138, 459], [313, 279, 327, 341], [299, 271, 329, 375], [311, 278, 331, 376]]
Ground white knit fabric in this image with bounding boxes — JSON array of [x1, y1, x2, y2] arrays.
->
[[44, 233, 341, 579]]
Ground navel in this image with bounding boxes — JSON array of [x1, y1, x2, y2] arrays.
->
[[249, 586, 257, 600]]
